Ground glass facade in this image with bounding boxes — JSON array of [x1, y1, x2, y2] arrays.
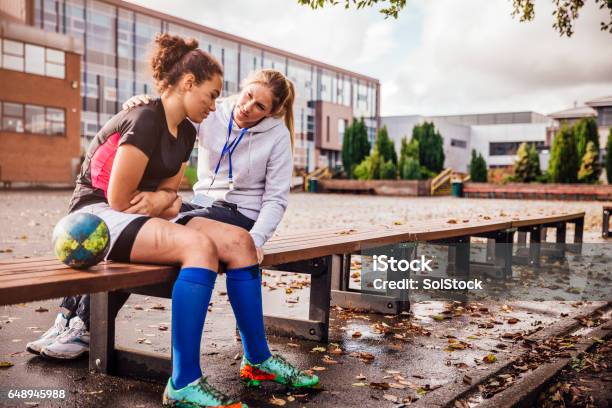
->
[[489, 141, 545, 156], [33, 0, 379, 170]]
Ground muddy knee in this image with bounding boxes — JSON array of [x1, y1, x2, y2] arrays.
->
[[180, 232, 218, 267]]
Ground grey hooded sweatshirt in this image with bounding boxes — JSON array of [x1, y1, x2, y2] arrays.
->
[[192, 99, 293, 248]]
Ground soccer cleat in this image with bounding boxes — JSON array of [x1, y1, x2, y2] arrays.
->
[[162, 376, 247, 408], [40, 316, 89, 360], [26, 313, 69, 355], [240, 354, 319, 389]]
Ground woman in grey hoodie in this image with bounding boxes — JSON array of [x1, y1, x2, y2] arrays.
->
[[179, 69, 295, 263]]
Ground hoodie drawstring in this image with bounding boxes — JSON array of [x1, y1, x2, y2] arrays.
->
[[247, 131, 253, 175]]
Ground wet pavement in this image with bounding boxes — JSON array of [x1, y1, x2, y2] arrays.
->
[[0, 191, 610, 407]]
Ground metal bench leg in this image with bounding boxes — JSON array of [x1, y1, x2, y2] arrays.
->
[[570, 217, 584, 253], [517, 231, 527, 246], [604, 210, 611, 238], [495, 229, 515, 278], [264, 256, 336, 342], [308, 255, 337, 342], [90, 291, 130, 374], [385, 243, 413, 312], [552, 221, 567, 260], [452, 236, 470, 302], [454, 236, 470, 278], [331, 254, 350, 291], [528, 225, 541, 267]]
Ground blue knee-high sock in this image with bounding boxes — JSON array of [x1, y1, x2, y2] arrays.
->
[[226, 264, 272, 364], [171, 267, 217, 389]]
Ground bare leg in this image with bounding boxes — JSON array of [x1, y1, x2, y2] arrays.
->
[[129, 218, 218, 269], [184, 217, 258, 269]]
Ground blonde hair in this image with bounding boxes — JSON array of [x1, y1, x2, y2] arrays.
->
[[242, 69, 295, 150]]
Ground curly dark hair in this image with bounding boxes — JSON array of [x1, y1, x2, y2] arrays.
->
[[150, 33, 223, 94]]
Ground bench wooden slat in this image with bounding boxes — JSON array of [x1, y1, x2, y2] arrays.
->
[[0, 264, 177, 305], [264, 220, 514, 251], [509, 212, 584, 227]]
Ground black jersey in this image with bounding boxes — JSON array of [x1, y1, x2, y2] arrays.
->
[[68, 99, 196, 212]]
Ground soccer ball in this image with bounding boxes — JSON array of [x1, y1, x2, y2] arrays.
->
[[52, 213, 110, 269]]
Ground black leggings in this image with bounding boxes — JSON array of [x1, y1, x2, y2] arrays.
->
[[176, 200, 255, 230]]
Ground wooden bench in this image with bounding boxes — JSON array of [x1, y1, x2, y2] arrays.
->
[[604, 205, 612, 238], [0, 211, 584, 381]]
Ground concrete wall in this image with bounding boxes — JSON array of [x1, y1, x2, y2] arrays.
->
[[314, 100, 353, 152], [469, 123, 550, 169]]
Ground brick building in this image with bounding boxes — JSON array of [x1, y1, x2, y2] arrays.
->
[[0, 14, 82, 185]]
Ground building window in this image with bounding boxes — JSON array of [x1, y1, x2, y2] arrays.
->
[[46, 107, 66, 135], [2, 39, 24, 71], [1, 101, 65, 136], [338, 118, 346, 138], [25, 44, 45, 75], [46, 48, 65, 78], [1, 39, 65, 78], [451, 139, 467, 148], [1, 102, 24, 133], [25, 105, 45, 133], [489, 141, 545, 156]]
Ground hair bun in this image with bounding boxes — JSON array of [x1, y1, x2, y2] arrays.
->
[[151, 33, 199, 83]]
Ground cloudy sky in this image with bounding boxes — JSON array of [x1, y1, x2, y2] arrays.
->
[[126, 0, 612, 117]]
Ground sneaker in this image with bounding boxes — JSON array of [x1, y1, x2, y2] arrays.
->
[[40, 316, 89, 360], [26, 313, 69, 355], [162, 376, 247, 408], [240, 354, 319, 389]]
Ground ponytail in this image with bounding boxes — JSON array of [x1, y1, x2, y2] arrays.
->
[[282, 79, 295, 151]]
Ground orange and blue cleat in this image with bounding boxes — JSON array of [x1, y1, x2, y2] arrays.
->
[[240, 354, 319, 389]]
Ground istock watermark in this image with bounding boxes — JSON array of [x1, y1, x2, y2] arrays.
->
[[373, 254, 433, 272]]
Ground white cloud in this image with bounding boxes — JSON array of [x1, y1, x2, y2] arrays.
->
[[127, 0, 612, 116], [384, 0, 612, 115]]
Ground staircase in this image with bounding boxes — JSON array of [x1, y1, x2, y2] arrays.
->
[[430, 168, 452, 196]]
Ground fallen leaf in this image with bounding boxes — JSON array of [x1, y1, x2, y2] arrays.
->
[[383, 394, 398, 403], [322, 356, 338, 364], [34, 307, 48, 313], [483, 353, 497, 364], [311, 346, 326, 353], [311, 366, 326, 371], [369, 382, 390, 390], [270, 396, 286, 406], [352, 331, 362, 338], [0, 362, 14, 368], [507, 318, 520, 324]]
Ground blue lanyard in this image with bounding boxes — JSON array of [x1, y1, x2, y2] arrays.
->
[[211, 110, 249, 189]]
